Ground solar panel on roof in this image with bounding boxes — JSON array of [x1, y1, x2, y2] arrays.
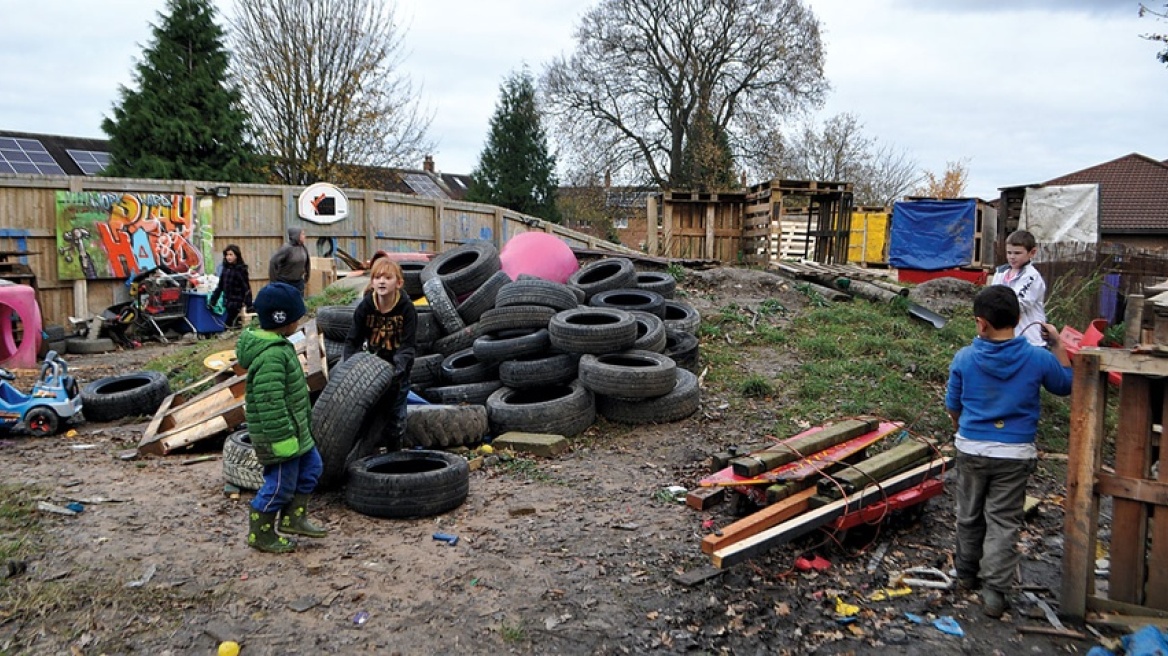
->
[[66, 149, 111, 176], [402, 173, 448, 199], [0, 138, 65, 175]]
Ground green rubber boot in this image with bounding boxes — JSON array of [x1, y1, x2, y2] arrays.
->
[[279, 494, 328, 538], [248, 510, 296, 553]]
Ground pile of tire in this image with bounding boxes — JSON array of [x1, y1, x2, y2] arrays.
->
[[311, 242, 702, 467]]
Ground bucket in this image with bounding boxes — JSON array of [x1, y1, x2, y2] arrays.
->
[[1060, 319, 1121, 387]]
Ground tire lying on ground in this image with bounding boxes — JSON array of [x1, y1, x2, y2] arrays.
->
[[664, 329, 700, 373], [596, 368, 700, 425], [312, 353, 399, 489], [405, 404, 488, 449], [345, 450, 470, 519], [222, 429, 264, 490], [486, 380, 595, 437], [67, 337, 116, 355], [81, 371, 171, 422]]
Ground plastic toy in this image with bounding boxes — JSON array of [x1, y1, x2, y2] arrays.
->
[[0, 350, 82, 436]]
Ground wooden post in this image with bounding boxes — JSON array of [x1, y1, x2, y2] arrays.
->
[[72, 279, 88, 319], [662, 196, 674, 258], [364, 191, 376, 258], [646, 195, 658, 256], [432, 199, 445, 253], [1124, 294, 1144, 347], [705, 203, 716, 260], [1147, 389, 1168, 609], [494, 207, 505, 249], [1110, 374, 1153, 604], [1060, 352, 1106, 622]]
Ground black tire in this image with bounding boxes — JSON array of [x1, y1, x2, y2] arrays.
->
[[440, 348, 499, 385], [24, 406, 59, 437], [631, 311, 666, 353], [477, 305, 557, 334], [486, 380, 595, 438], [324, 338, 345, 369], [589, 288, 666, 318], [81, 371, 171, 422], [316, 305, 356, 341], [67, 338, 116, 354], [457, 270, 512, 324], [222, 429, 264, 490], [578, 350, 677, 400], [423, 277, 466, 335], [473, 328, 550, 363], [636, 271, 677, 299], [401, 261, 427, 299], [568, 257, 636, 302], [664, 329, 700, 373], [663, 300, 701, 335], [48, 339, 68, 356], [311, 353, 399, 490], [345, 451, 470, 519], [405, 404, 488, 449], [411, 353, 445, 389], [597, 368, 700, 424], [431, 322, 482, 356], [495, 279, 579, 312], [416, 310, 441, 345], [43, 325, 68, 341], [498, 352, 580, 389], [418, 380, 503, 406], [421, 241, 501, 297], [548, 307, 638, 354]]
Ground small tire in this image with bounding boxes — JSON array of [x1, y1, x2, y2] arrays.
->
[[23, 407, 59, 437], [578, 350, 677, 400], [597, 368, 700, 425], [664, 329, 700, 373], [636, 271, 677, 299], [568, 257, 636, 302], [67, 338, 116, 354], [222, 429, 264, 490], [81, 371, 171, 422], [401, 261, 427, 299], [345, 450, 470, 519], [405, 404, 489, 449], [663, 300, 701, 335], [630, 311, 667, 353]]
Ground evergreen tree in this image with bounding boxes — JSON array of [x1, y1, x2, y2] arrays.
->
[[102, 0, 262, 182], [677, 107, 737, 191], [467, 71, 560, 222]]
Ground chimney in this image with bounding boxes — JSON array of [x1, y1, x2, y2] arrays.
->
[[423, 155, 434, 173]]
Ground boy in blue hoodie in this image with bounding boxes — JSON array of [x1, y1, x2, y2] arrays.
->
[[236, 282, 327, 553], [946, 285, 1071, 618]]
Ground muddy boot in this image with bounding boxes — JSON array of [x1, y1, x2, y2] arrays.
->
[[248, 510, 296, 553], [278, 494, 328, 538]]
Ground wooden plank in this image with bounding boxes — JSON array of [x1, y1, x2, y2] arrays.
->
[[730, 418, 879, 476], [1087, 595, 1168, 619], [711, 458, 951, 568], [1096, 472, 1168, 505], [1060, 353, 1107, 622], [1147, 390, 1168, 609], [1110, 374, 1152, 604], [1086, 347, 1168, 377], [701, 487, 816, 554]]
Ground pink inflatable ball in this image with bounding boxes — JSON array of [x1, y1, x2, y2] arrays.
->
[[499, 232, 579, 283]]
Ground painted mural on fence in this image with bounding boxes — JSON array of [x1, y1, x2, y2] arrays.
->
[[55, 191, 213, 280]]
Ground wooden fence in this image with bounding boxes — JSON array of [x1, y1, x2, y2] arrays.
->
[[0, 174, 640, 328]]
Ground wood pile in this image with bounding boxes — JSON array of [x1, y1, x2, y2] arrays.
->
[[688, 417, 951, 568]]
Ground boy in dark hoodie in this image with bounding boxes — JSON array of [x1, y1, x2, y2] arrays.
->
[[269, 227, 311, 293], [236, 282, 327, 553], [945, 285, 1071, 618]]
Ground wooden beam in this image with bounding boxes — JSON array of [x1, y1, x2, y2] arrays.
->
[[1096, 472, 1168, 506], [711, 457, 951, 568], [701, 487, 816, 555], [646, 195, 658, 256], [704, 203, 716, 260], [730, 418, 878, 477], [1110, 374, 1152, 605], [1060, 352, 1107, 622], [1085, 347, 1168, 377]]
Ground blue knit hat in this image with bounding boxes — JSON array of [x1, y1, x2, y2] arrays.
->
[[254, 282, 306, 330]]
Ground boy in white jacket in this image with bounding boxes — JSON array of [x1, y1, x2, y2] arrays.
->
[[991, 230, 1046, 347]]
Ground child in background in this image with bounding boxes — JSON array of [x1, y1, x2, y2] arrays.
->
[[991, 230, 1047, 346], [946, 285, 1072, 618], [209, 244, 253, 328], [236, 282, 327, 553], [344, 257, 417, 452]]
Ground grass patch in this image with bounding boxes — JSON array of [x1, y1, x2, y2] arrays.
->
[[739, 375, 774, 398], [306, 284, 359, 312], [498, 456, 557, 483], [500, 620, 527, 642], [0, 483, 45, 562], [144, 337, 237, 393]]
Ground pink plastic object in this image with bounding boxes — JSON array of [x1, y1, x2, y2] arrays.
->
[[0, 284, 42, 369], [1060, 319, 1121, 386], [499, 232, 579, 283]]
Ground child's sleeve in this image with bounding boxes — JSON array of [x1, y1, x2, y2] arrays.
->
[[1042, 352, 1073, 397], [248, 354, 300, 460], [945, 355, 964, 413], [392, 305, 418, 378]]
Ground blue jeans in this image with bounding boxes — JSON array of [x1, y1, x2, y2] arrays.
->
[[251, 447, 323, 513]]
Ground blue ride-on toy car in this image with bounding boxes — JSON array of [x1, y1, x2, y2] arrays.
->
[[0, 350, 82, 436]]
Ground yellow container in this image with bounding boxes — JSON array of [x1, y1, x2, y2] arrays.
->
[[847, 209, 891, 265]]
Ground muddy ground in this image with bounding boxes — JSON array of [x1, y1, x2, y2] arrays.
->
[[0, 268, 1108, 655]]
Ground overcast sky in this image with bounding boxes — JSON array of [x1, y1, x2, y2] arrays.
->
[[1, 0, 1165, 200]]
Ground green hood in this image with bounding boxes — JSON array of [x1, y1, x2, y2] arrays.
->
[[236, 327, 286, 370]]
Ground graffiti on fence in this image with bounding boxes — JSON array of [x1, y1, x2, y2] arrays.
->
[[55, 191, 214, 280]]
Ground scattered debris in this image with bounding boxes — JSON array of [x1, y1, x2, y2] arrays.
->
[[125, 563, 157, 588]]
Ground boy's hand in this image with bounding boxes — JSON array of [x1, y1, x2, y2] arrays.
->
[[1039, 322, 1060, 347]]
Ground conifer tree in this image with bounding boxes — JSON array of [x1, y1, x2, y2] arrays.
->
[[102, 0, 262, 182], [467, 71, 560, 222]]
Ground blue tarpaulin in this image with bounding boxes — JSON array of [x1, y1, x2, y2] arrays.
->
[[888, 199, 976, 271]]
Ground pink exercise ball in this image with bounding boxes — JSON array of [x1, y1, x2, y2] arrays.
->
[[500, 232, 579, 283]]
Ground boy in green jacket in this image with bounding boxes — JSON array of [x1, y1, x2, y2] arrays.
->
[[236, 282, 327, 553]]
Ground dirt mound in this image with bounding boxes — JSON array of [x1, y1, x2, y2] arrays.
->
[[908, 277, 980, 317], [684, 267, 809, 314]]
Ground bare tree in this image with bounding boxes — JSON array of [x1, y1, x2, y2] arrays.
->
[[542, 0, 827, 189], [776, 113, 921, 206], [230, 0, 432, 185]]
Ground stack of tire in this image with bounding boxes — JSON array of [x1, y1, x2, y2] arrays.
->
[[309, 242, 702, 488]]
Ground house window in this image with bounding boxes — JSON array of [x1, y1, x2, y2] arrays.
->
[[613, 217, 629, 229]]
